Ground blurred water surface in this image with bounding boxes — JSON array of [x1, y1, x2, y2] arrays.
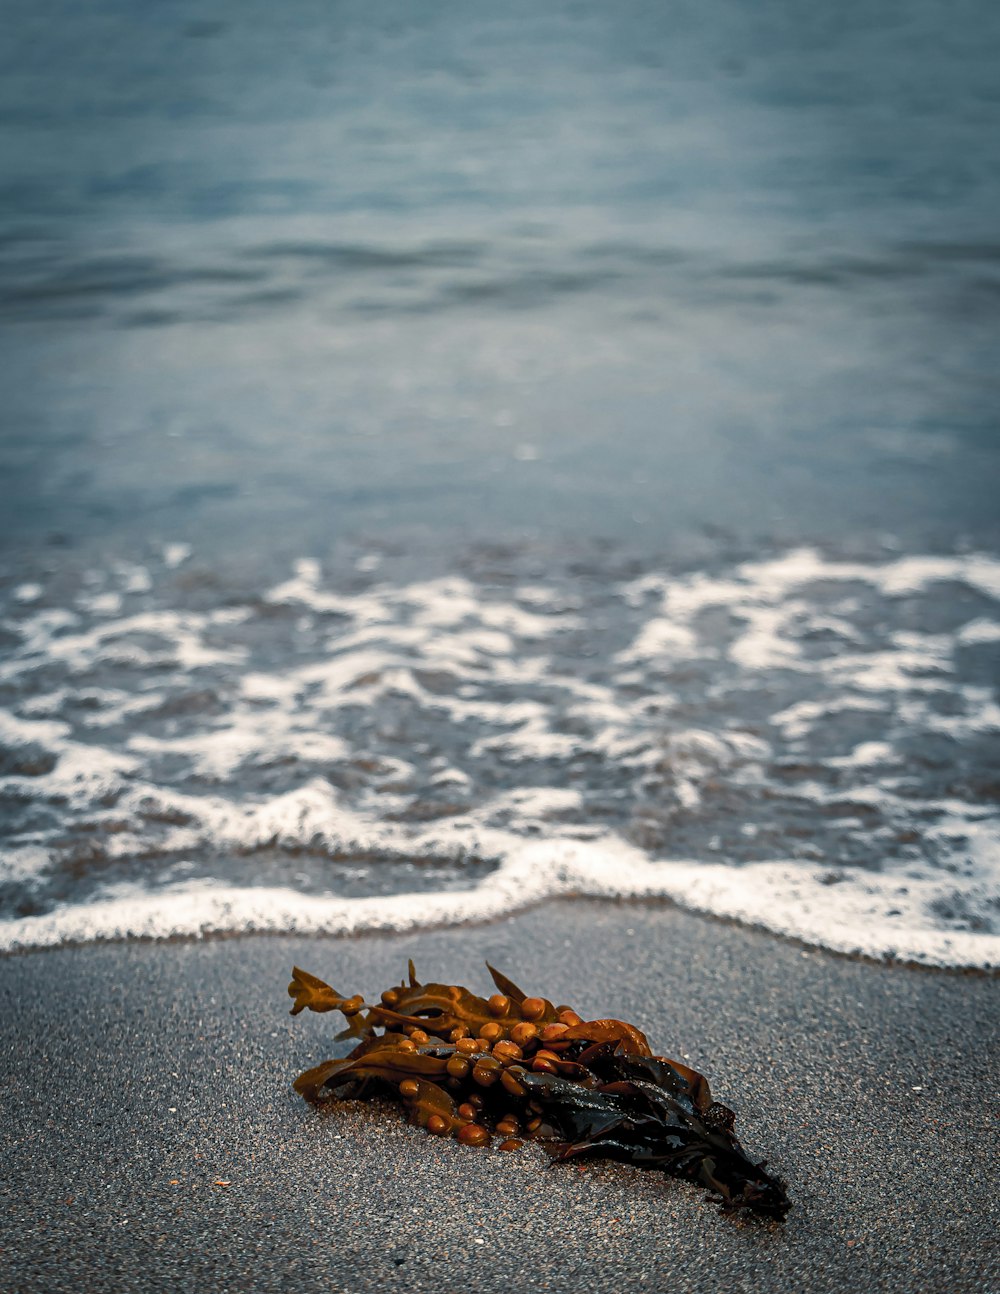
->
[[1, 0, 998, 552], [1, 2, 999, 962]]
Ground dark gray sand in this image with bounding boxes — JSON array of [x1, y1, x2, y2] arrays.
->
[[2, 902, 997, 1294]]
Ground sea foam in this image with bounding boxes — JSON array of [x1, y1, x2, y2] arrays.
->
[[1, 547, 997, 967]]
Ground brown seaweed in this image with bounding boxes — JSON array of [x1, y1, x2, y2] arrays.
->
[[288, 962, 790, 1220]]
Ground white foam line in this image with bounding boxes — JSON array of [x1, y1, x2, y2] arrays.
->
[[0, 608, 245, 682], [2, 835, 997, 968], [959, 618, 1000, 645], [618, 548, 1000, 672]]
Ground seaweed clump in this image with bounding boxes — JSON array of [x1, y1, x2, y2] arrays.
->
[[289, 962, 790, 1220]]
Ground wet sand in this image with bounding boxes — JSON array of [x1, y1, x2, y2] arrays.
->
[[1, 901, 996, 1293]]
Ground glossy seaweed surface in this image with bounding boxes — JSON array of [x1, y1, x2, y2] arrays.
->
[[289, 963, 790, 1220]]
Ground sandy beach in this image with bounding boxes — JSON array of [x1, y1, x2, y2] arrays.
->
[[2, 902, 996, 1294], [3, 5, 1000, 1291]]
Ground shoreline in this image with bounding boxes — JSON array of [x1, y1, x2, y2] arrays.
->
[[3, 540, 998, 977], [1, 894, 997, 977], [2, 899, 997, 1293]]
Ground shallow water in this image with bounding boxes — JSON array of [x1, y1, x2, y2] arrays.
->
[[1, 543, 997, 964], [1, 2, 998, 962]]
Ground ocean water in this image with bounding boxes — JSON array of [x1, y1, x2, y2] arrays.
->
[[2, 544, 998, 964], [1, 1, 998, 964]]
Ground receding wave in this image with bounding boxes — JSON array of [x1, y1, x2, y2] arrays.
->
[[1, 546, 998, 966]]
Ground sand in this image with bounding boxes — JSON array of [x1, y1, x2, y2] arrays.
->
[[1, 901, 997, 1293]]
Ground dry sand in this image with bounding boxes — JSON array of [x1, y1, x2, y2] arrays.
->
[[2, 901, 997, 1293]]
